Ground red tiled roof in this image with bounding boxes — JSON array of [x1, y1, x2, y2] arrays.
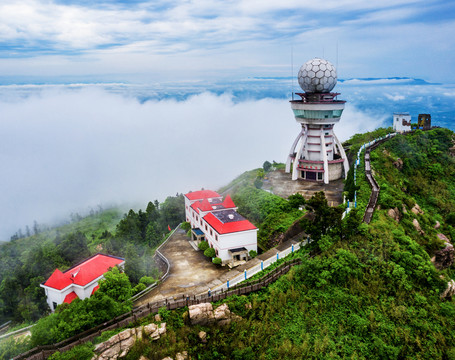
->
[[185, 190, 221, 201], [63, 291, 78, 304], [43, 269, 72, 290], [190, 201, 201, 213], [222, 195, 236, 209], [91, 284, 100, 295], [199, 199, 213, 212], [203, 213, 257, 235], [43, 254, 124, 290]]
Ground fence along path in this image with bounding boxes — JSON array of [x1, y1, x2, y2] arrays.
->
[[357, 133, 396, 224], [13, 240, 308, 360]]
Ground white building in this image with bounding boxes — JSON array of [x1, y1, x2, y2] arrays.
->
[[184, 190, 258, 265], [285, 58, 349, 184], [40, 253, 125, 312], [393, 112, 411, 132]]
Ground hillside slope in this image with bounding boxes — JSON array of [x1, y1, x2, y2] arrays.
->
[[119, 128, 455, 359], [9, 128, 455, 360]]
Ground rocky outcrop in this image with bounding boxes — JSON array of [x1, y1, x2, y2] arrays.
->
[[411, 203, 424, 215], [160, 353, 188, 360], [413, 219, 425, 235], [188, 303, 214, 326], [189, 303, 241, 326], [441, 279, 455, 299], [393, 158, 403, 170], [432, 234, 454, 270], [198, 331, 207, 343], [387, 207, 401, 222], [92, 322, 167, 359]]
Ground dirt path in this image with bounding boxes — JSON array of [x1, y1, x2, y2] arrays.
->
[[134, 229, 230, 306]]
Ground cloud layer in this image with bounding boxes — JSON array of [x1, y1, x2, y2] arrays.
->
[[0, 87, 384, 240]]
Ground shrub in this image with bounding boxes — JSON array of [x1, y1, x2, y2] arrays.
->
[[204, 247, 216, 258], [198, 241, 209, 251], [254, 178, 263, 189], [47, 343, 94, 360], [212, 257, 222, 265], [139, 276, 155, 286], [263, 161, 272, 172], [181, 222, 191, 231], [249, 250, 258, 258], [132, 282, 146, 295]]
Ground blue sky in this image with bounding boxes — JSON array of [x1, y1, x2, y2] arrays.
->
[[1, 0, 455, 83]]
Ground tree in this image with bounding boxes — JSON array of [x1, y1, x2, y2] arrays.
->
[[56, 232, 90, 264], [263, 160, 272, 172], [198, 241, 209, 251], [301, 191, 342, 242], [204, 248, 216, 258], [288, 193, 306, 209], [98, 267, 132, 304], [123, 244, 145, 284]]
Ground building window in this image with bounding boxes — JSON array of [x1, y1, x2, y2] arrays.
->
[[210, 229, 213, 236], [196, 216, 199, 221], [200, 219, 202, 225], [215, 234, 218, 241], [52, 302, 57, 310], [216, 249, 219, 256], [205, 225, 208, 231]]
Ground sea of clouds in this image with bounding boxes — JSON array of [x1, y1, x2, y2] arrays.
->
[[0, 85, 388, 240]]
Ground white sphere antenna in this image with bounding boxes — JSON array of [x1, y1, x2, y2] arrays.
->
[[297, 58, 337, 93]]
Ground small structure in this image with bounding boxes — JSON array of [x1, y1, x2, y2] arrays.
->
[[184, 190, 258, 266], [40, 253, 125, 311], [393, 112, 412, 132], [418, 114, 431, 130], [286, 58, 349, 184]]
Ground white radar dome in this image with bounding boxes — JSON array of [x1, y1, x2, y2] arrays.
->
[[298, 58, 337, 93]]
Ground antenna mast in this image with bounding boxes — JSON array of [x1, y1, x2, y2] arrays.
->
[[291, 45, 294, 100]]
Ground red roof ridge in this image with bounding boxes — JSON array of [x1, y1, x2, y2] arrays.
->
[[43, 253, 124, 290], [190, 201, 201, 213], [185, 190, 221, 201], [199, 199, 213, 211], [203, 212, 257, 234], [222, 194, 236, 208]]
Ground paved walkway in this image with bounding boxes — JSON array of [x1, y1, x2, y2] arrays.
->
[[134, 229, 230, 306]]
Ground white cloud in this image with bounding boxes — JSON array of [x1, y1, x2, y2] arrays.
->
[[0, 87, 383, 240], [385, 93, 406, 101]]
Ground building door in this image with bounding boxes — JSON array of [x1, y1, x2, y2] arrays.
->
[[306, 171, 316, 181]]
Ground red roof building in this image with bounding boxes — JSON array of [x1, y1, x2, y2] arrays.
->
[[185, 189, 257, 266], [185, 190, 221, 201], [40, 253, 125, 311]]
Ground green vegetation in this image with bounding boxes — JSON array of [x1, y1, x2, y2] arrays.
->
[[204, 247, 216, 258], [106, 128, 455, 359], [30, 267, 132, 347], [5, 128, 455, 360], [0, 208, 123, 324], [230, 185, 304, 250], [198, 240, 209, 252], [47, 343, 94, 360]]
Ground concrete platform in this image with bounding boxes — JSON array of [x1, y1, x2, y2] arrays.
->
[[134, 229, 230, 306], [264, 169, 344, 206]]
